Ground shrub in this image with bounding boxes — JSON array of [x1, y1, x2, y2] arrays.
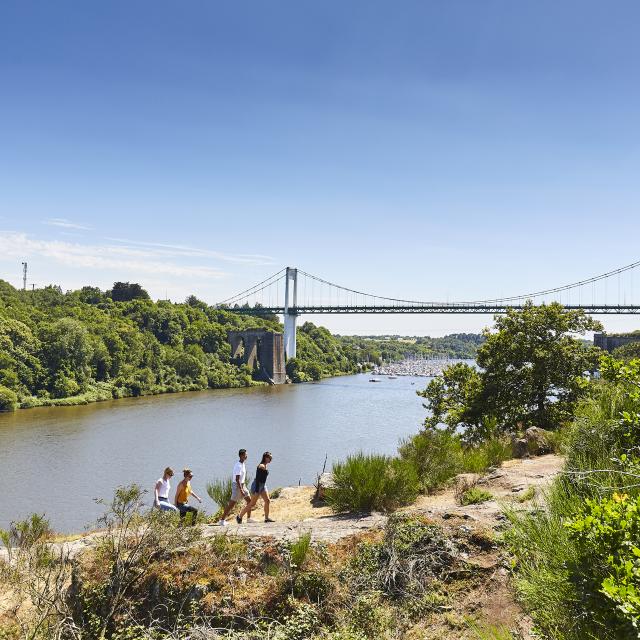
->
[[292, 570, 331, 602], [0, 385, 18, 412], [277, 597, 320, 640], [516, 486, 536, 503], [399, 430, 512, 492], [6, 513, 52, 548], [327, 453, 419, 513], [459, 487, 493, 506], [346, 515, 457, 599], [461, 438, 511, 473], [505, 475, 620, 640], [398, 429, 464, 492], [348, 593, 393, 638], [567, 492, 640, 635], [206, 477, 232, 509]]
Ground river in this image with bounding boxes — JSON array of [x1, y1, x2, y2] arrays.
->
[[0, 374, 429, 532]]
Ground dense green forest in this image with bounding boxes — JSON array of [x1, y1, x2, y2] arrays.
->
[[338, 333, 483, 362], [0, 279, 483, 409]]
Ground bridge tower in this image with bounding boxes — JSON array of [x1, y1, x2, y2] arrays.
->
[[284, 267, 298, 359]]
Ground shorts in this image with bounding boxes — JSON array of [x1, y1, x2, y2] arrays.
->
[[251, 480, 267, 495], [231, 484, 248, 502]]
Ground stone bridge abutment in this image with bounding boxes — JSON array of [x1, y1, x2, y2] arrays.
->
[[228, 329, 286, 384]]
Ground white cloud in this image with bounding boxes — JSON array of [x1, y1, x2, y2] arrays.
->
[[0, 231, 229, 279], [44, 218, 92, 231], [105, 237, 275, 266]]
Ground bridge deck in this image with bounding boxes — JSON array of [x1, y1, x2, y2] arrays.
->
[[224, 305, 640, 315]]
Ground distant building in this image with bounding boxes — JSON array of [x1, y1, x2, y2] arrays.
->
[[594, 332, 640, 353]]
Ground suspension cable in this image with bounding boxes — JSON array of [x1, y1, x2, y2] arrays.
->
[[216, 268, 286, 305]]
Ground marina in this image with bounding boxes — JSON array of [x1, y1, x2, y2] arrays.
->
[[370, 357, 474, 377]]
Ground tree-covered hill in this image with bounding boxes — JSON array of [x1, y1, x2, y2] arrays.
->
[[0, 280, 291, 410], [0, 279, 484, 409]]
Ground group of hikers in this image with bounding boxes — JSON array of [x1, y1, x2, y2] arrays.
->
[[153, 449, 274, 526]]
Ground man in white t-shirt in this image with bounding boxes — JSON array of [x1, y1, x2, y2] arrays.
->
[[218, 449, 252, 526]]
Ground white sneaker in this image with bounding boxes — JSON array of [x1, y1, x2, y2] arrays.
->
[[247, 518, 256, 523], [218, 519, 227, 526]]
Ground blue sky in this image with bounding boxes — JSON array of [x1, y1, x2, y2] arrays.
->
[[1, 1, 639, 335]]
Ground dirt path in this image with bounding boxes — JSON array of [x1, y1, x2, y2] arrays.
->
[[200, 454, 563, 544], [409, 453, 563, 525], [0, 455, 562, 556]]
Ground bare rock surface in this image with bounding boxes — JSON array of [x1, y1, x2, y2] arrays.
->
[[203, 512, 387, 544], [409, 453, 563, 526]]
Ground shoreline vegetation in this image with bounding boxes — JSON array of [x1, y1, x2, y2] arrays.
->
[[0, 279, 482, 412], [5, 302, 640, 639], [4, 299, 640, 637]]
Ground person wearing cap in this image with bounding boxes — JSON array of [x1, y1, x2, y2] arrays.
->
[[174, 468, 202, 525], [154, 466, 179, 512]]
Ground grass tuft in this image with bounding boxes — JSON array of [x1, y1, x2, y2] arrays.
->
[[459, 487, 493, 506], [289, 532, 312, 569]]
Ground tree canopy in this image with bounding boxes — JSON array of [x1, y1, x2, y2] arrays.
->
[[420, 302, 603, 439]]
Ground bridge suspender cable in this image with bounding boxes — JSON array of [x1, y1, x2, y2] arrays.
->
[[216, 268, 286, 306], [297, 259, 640, 306], [216, 259, 640, 310]]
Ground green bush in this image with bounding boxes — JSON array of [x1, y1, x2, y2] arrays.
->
[[327, 453, 419, 513], [504, 479, 583, 640], [399, 430, 512, 492], [346, 515, 457, 599], [459, 487, 493, 506], [567, 493, 640, 635], [0, 385, 18, 412], [461, 438, 512, 473], [348, 593, 392, 638], [206, 477, 232, 509], [398, 429, 464, 492], [292, 570, 331, 602]]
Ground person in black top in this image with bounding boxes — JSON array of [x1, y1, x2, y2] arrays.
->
[[237, 451, 274, 523]]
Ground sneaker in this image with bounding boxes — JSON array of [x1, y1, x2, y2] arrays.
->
[[218, 519, 227, 527], [264, 517, 275, 523], [236, 515, 243, 524], [247, 518, 256, 523]]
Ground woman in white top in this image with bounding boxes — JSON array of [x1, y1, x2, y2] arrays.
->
[[154, 467, 179, 512]]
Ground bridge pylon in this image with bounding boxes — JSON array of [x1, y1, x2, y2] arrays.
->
[[284, 267, 298, 360]]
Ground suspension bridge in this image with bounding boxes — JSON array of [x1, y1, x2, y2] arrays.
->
[[216, 260, 640, 358]]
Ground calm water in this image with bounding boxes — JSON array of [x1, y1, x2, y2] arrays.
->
[[0, 374, 428, 532]]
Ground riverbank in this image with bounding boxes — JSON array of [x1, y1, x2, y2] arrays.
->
[[0, 374, 428, 533], [0, 454, 562, 639]]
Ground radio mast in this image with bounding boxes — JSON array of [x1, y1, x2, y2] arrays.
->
[[21, 262, 27, 291]]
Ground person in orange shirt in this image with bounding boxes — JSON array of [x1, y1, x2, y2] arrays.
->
[[174, 468, 202, 525]]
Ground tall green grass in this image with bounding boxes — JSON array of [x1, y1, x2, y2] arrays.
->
[[289, 532, 312, 569], [505, 380, 640, 640], [326, 453, 419, 513], [398, 429, 511, 492], [398, 429, 463, 491], [504, 480, 583, 640], [206, 478, 232, 509]]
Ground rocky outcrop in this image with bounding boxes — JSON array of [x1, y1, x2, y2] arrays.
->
[[524, 427, 554, 455]]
